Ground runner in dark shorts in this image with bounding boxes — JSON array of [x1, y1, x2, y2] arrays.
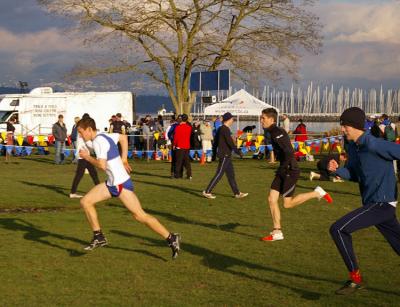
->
[[260, 108, 333, 242], [270, 170, 300, 198]]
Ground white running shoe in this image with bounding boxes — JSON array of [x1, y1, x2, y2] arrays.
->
[[333, 177, 344, 183], [309, 171, 317, 181], [69, 193, 83, 199], [261, 232, 284, 241], [314, 186, 333, 203], [235, 192, 249, 199], [202, 191, 216, 199]]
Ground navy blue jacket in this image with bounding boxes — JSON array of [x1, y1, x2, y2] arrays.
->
[[336, 131, 400, 204]]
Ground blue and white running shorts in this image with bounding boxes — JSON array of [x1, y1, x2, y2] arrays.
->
[[106, 179, 134, 197]]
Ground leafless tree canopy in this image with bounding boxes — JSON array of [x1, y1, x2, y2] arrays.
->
[[39, 0, 322, 113]]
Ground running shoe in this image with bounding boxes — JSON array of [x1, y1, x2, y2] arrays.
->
[[235, 192, 249, 199], [261, 232, 284, 241], [84, 236, 108, 251], [335, 280, 365, 295], [69, 193, 83, 199], [314, 186, 333, 203], [202, 191, 216, 199], [168, 233, 181, 259], [309, 171, 318, 181]]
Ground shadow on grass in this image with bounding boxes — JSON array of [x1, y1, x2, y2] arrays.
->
[[134, 179, 204, 198], [21, 157, 55, 165], [19, 181, 69, 197], [112, 231, 400, 299], [0, 218, 168, 261], [133, 170, 172, 179], [111, 230, 323, 300], [145, 208, 260, 240], [0, 218, 86, 257]]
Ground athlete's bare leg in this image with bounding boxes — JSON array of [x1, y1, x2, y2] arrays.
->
[[268, 189, 282, 233], [283, 191, 320, 209], [80, 183, 111, 231], [118, 189, 170, 239]]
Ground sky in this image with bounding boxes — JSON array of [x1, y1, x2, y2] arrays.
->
[[0, 0, 399, 93]]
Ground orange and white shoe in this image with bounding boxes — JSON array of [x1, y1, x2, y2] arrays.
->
[[261, 232, 284, 242], [314, 186, 333, 203]]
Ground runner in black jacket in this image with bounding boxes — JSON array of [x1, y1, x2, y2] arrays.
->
[[202, 112, 248, 199], [260, 108, 333, 242]]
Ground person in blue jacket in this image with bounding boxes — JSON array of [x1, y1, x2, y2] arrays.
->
[[328, 107, 400, 295]]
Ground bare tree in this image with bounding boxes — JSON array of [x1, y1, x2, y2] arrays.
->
[[39, 0, 322, 114]]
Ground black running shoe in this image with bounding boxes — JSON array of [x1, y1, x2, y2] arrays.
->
[[335, 280, 365, 295], [84, 236, 108, 251], [168, 233, 181, 259]]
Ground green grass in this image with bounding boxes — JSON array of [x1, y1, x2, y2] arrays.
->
[[0, 155, 399, 306]]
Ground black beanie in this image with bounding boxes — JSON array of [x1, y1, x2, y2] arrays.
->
[[340, 107, 365, 130]]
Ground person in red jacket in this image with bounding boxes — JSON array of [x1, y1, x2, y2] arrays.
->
[[173, 114, 193, 179], [293, 119, 308, 142]]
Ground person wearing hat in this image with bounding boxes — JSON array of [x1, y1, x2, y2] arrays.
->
[[202, 112, 248, 199], [260, 108, 332, 243], [328, 107, 400, 295]]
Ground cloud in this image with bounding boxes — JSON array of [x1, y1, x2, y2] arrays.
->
[[317, 1, 400, 44], [301, 1, 400, 82], [0, 27, 83, 53]]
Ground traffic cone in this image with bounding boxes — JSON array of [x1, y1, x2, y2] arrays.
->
[[200, 153, 206, 165]]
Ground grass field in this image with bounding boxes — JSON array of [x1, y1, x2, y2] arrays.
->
[[0, 155, 399, 306]]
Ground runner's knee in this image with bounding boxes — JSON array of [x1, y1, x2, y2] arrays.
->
[[80, 198, 92, 210], [132, 211, 148, 223], [330, 221, 342, 237]]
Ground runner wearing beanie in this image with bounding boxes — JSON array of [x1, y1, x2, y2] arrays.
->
[[328, 107, 400, 295]]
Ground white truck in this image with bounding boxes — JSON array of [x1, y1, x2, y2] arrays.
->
[[0, 87, 134, 135]]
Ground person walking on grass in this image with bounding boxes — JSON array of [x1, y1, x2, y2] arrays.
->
[[76, 117, 180, 258], [328, 107, 400, 295], [202, 112, 248, 199], [260, 108, 332, 242], [69, 114, 100, 199]]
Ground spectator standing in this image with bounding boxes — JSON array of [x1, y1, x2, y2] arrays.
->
[[242, 125, 256, 133], [191, 120, 202, 160], [202, 112, 248, 199], [173, 114, 192, 179], [71, 117, 80, 163], [167, 116, 181, 177], [52, 114, 67, 165], [110, 113, 126, 135], [200, 120, 213, 162], [282, 114, 290, 133], [5, 116, 16, 161], [293, 119, 307, 142], [213, 116, 222, 137]]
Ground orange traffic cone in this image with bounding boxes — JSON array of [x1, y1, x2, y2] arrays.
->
[[200, 153, 206, 165]]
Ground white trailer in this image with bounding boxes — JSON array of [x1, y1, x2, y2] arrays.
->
[[0, 87, 134, 135]]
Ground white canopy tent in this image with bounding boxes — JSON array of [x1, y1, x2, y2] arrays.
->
[[203, 89, 279, 133]]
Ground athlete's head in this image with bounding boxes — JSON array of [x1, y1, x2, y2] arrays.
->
[[261, 108, 278, 129], [340, 107, 365, 142], [77, 117, 97, 141]]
